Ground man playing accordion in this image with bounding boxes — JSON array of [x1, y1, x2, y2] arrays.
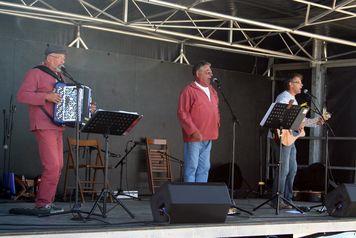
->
[[17, 45, 95, 214]]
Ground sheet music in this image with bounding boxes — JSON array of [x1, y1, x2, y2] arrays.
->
[[82, 109, 142, 135], [118, 110, 139, 115], [96, 109, 139, 115], [260, 103, 275, 126]]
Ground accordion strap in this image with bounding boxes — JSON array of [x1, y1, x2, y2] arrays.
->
[[39, 105, 54, 121], [33, 65, 64, 83], [38, 105, 62, 127], [33, 65, 63, 127]]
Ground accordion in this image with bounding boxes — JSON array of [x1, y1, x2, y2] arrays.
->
[[53, 82, 92, 126]]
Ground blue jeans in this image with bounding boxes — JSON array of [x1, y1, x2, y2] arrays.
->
[[183, 141, 212, 182], [271, 140, 297, 202]]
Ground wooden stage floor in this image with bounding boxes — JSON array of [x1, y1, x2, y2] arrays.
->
[[0, 198, 355, 238]]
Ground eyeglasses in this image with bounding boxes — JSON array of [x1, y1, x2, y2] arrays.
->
[[49, 54, 65, 60], [292, 81, 303, 85]]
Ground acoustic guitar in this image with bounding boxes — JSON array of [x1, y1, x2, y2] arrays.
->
[[275, 106, 331, 146]]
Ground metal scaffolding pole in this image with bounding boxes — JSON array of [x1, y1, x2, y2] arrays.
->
[[309, 39, 326, 165], [134, 0, 356, 48], [0, 0, 355, 63]]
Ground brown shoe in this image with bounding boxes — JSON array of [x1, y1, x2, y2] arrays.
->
[[269, 201, 292, 209], [280, 201, 292, 209]]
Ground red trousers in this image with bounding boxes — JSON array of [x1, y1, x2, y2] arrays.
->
[[34, 129, 63, 207]]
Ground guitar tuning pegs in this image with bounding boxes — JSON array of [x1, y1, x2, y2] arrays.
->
[[300, 102, 309, 108]]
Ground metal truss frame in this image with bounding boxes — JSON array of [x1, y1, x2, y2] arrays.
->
[[0, 0, 355, 63]]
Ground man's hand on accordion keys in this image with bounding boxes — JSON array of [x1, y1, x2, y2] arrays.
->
[[45, 92, 61, 104]]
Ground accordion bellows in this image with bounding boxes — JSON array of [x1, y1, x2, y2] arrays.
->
[[53, 82, 92, 126]]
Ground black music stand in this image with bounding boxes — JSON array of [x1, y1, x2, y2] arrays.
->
[[253, 102, 308, 215], [81, 109, 142, 219]]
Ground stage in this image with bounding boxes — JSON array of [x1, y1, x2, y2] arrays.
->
[[0, 198, 355, 238]]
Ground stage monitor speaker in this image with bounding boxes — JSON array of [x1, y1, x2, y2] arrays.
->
[[325, 183, 356, 217], [150, 182, 231, 223]]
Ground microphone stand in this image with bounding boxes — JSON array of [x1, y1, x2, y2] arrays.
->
[[114, 141, 137, 169], [7, 97, 16, 180], [157, 151, 184, 182], [214, 81, 252, 216], [2, 109, 6, 185], [306, 95, 335, 213], [59, 68, 87, 221], [114, 141, 141, 200], [2, 96, 16, 196]]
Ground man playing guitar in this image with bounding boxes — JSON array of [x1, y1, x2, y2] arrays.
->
[[270, 73, 328, 209]]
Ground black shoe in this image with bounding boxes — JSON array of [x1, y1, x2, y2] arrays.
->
[[35, 204, 64, 214]]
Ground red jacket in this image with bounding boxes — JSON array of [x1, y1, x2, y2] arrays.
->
[[17, 67, 63, 131], [177, 82, 220, 142]]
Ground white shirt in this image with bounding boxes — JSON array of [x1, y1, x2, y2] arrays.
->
[[267, 90, 316, 139], [275, 90, 298, 105], [195, 81, 211, 101], [276, 91, 316, 127]]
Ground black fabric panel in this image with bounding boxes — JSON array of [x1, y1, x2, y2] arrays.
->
[[1, 37, 271, 195], [326, 67, 356, 183]]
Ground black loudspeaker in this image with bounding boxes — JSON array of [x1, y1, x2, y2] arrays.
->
[[150, 182, 231, 223], [325, 183, 356, 217]]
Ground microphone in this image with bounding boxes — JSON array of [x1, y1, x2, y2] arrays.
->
[[59, 65, 75, 81], [60, 65, 68, 74], [303, 89, 317, 99], [128, 139, 145, 145], [212, 78, 221, 87]]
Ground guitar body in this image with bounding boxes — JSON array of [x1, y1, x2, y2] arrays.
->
[[276, 111, 330, 146], [281, 129, 305, 146], [279, 129, 305, 146]]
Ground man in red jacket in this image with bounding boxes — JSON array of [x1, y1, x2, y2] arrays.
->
[[17, 45, 66, 214], [177, 61, 220, 182]]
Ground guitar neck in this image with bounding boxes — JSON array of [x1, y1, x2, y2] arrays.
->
[[304, 110, 330, 127], [304, 117, 319, 127]]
